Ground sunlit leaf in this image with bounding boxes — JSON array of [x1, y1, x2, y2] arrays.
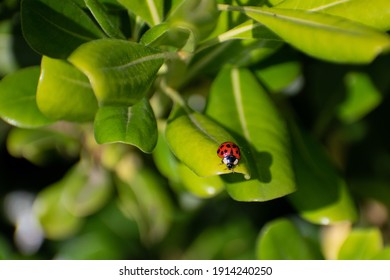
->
[[206, 67, 295, 201], [165, 106, 250, 178], [153, 125, 181, 182], [0, 67, 54, 128], [276, 0, 390, 31], [241, 6, 390, 63], [94, 98, 158, 153], [178, 163, 225, 198], [69, 39, 165, 106], [37, 56, 98, 122]]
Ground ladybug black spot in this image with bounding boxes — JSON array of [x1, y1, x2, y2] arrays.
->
[[224, 149, 228, 153], [226, 144, 231, 148]]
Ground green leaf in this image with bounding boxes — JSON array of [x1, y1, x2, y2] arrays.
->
[[94, 98, 158, 153], [167, 0, 220, 42], [276, 0, 390, 31], [116, 168, 173, 244], [165, 107, 250, 178], [256, 218, 317, 259], [140, 23, 192, 50], [21, 0, 106, 58], [178, 163, 225, 198], [338, 72, 382, 124], [84, 0, 126, 39], [33, 181, 83, 240], [61, 161, 112, 217], [0, 67, 54, 128], [6, 127, 80, 165], [199, 20, 281, 51], [254, 56, 302, 93], [206, 67, 295, 201], [183, 39, 281, 87], [68, 39, 165, 106], [37, 56, 98, 122], [153, 124, 181, 182], [117, 0, 163, 27], [184, 218, 256, 259], [337, 228, 382, 260], [288, 124, 357, 224], [242, 6, 390, 63]]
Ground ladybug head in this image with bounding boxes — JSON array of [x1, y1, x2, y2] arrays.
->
[[223, 155, 239, 170]]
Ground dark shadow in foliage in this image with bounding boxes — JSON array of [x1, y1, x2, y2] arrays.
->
[[254, 151, 272, 183], [288, 126, 340, 212], [11, 15, 41, 68], [21, 0, 105, 58]]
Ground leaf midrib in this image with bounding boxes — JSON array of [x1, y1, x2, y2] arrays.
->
[[31, 9, 99, 42], [244, 6, 373, 37], [102, 53, 165, 71]]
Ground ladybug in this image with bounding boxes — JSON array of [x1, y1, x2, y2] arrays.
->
[[217, 141, 241, 171]]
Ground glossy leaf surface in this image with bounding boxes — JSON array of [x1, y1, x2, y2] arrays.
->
[[37, 56, 98, 122], [243, 6, 390, 63], [0, 67, 53, 128], [165, 107, 250, 178], [69, 39, 165, 106], [276, 0, 390, 31], [94, 98, 158, 153], [178, 163, 225, 198], [206, 67, 295, 201], [21, 0, 106, 58]]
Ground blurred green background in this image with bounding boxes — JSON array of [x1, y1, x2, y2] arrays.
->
[[1, 0, 390, 260]]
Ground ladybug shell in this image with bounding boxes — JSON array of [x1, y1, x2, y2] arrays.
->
[[217, 142, 241, 160]]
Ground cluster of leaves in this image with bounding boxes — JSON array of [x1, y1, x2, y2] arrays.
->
[[0, 0, 390, 259]]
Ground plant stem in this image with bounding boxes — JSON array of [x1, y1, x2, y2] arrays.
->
[[160, 79, 191, 113], [217, 4, 244, 12]]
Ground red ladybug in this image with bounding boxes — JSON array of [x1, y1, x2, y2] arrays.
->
[[217, 141, 241, 171]]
